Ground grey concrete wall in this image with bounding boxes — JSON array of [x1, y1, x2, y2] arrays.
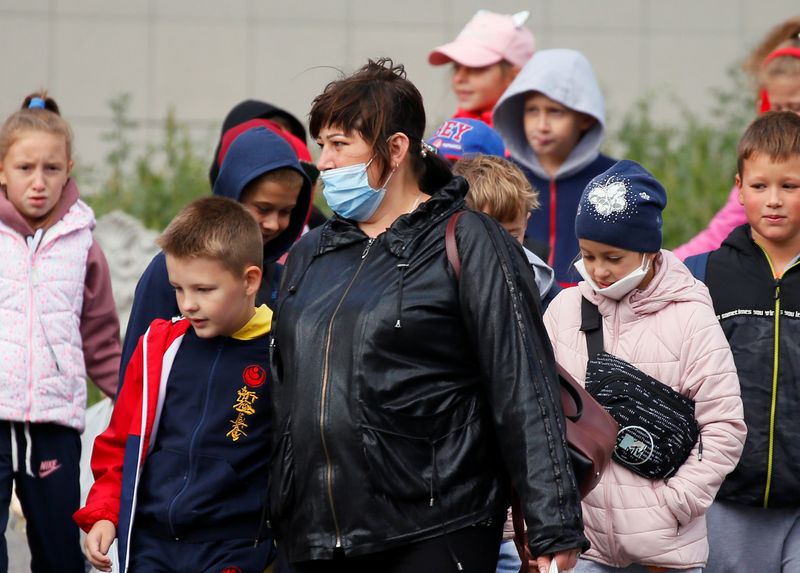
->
[[0, 0, 798, 183]]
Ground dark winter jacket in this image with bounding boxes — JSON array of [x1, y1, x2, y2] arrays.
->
[[268, 176, 587, 562], [516, 156, 616, 285], [698, 224, 800, 508], [119, 128, 312, 384]]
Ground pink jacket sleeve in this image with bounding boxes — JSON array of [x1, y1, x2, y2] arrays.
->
[[673, 185, 747, 260], [81, 240, 121, 399], [660, 301, 747, 525]]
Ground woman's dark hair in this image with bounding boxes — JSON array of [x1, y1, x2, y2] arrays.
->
[[309, 58, 452, 193]]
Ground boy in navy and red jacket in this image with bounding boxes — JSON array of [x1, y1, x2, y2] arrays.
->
[[74, 197, 275, 573], [119, 110, 313, 390], [493, 48, 616, 286]]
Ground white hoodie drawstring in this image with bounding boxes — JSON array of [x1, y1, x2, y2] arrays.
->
[[10, 423, 18, 474], [24, 423, 34, 477], [9, 423, 35, 477]]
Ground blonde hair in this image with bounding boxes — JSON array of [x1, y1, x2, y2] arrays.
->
[[0, 91, 73, 161], [743, 17, 800, 89], [158, 196, 263, 275], [453, 154, 539, 221]]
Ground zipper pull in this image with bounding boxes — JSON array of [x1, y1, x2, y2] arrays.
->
[[774, 278, 781, 300], [362, 238, 375, 259], [697, 432, 703, 461]]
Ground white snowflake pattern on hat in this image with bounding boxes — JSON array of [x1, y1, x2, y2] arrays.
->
[[588, 179, 628, 217]]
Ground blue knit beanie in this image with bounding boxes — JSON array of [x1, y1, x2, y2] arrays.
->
[[574, 160, 667, 253]]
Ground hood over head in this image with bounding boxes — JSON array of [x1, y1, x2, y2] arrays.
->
[[493, 49, 606, 179], [213, 126, 312, 262], [209, 99, 308, 185]]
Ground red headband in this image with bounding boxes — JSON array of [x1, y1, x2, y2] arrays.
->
[[759, 46, 800, 113]]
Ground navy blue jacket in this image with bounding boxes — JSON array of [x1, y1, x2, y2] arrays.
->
[[134, 324, 273, 540], [119, 128, 312, 385], [516, 155, 617, 285]]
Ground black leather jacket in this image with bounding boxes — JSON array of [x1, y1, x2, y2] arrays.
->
[[269, 177, 587, 562]]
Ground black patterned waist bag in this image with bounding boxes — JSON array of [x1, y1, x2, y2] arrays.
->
[[580, 297, 700, 480]]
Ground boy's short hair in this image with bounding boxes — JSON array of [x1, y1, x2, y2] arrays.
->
[[242, 167, 305, 199], [158, 196, 263, 275], [453, 154, 539, 221], [737, 111, 800, 175]]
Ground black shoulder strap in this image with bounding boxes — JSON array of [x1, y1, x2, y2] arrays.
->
[[580, 296, 604, 357]]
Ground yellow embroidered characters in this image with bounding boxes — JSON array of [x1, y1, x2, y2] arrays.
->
[[227, 364, 267, 441]]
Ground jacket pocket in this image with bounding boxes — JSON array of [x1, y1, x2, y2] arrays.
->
[[268, 417, 295, 527], [359, 398, 484, 504]]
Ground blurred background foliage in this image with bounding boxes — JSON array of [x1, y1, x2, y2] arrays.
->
[[610, 68, 752, 248]]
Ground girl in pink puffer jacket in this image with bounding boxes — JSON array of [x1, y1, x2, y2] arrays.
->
[[544, 160, 746, 573]]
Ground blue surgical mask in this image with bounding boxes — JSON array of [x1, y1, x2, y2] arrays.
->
[[321, 158, 393, 221]]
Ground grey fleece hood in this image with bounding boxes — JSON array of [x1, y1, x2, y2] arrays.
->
[[493, 49, 606, 180]]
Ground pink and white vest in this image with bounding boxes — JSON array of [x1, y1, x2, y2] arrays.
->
[[0, 200, 95, 432]]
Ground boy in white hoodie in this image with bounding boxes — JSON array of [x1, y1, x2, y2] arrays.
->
[[494, 49, 616, 287]]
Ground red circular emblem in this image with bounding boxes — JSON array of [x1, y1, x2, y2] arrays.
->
[[220, 568, 242, 573], [243, 365, 267, 388]]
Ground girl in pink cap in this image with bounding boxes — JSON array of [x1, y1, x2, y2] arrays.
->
[[429, 10, 535, 126]]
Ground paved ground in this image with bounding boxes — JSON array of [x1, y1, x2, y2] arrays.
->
[[6, 513, 31, 573]]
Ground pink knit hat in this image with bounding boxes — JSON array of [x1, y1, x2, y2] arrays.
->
[[429, 10, 535, 68]]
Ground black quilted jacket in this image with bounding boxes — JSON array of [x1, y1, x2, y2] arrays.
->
[[705, 224, 800, 508]]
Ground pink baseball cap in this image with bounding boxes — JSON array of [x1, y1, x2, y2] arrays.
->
[[429, 10, 535, 69]]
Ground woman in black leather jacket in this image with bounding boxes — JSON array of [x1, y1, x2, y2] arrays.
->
[[269, 58, 586, 573]]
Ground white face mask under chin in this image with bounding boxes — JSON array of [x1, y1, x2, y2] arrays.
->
[[574, 254, 651, 301]]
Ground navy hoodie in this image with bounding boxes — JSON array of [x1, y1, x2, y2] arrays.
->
[[134, 310, 274, 541], [494, 49, 616, 286], [119, 127, 312, 385]]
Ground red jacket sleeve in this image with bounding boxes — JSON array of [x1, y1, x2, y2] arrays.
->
[[73, 334, 144, 532]]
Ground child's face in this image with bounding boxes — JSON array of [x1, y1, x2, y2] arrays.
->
[[497, 210, 530, 244], [0, 131, 72, 228], [523, 92, 595, 172], [451, 63, 516, 113], [166, 254, 261, 338], [240, 178, 300, 245], [764, 75, 800, 115], [736, 153, 800, 255], [578, 239, 650, 290]]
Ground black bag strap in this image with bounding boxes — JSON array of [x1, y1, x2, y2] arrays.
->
[[580, 296, 604, 358]]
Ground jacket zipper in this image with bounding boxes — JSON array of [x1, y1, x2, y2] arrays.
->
[[320, 237, 375, 548], [547, 179, 557, 268], [167, 339, 225, 536], [25, 229, 45, 421], [758, 249, 800, 507]]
